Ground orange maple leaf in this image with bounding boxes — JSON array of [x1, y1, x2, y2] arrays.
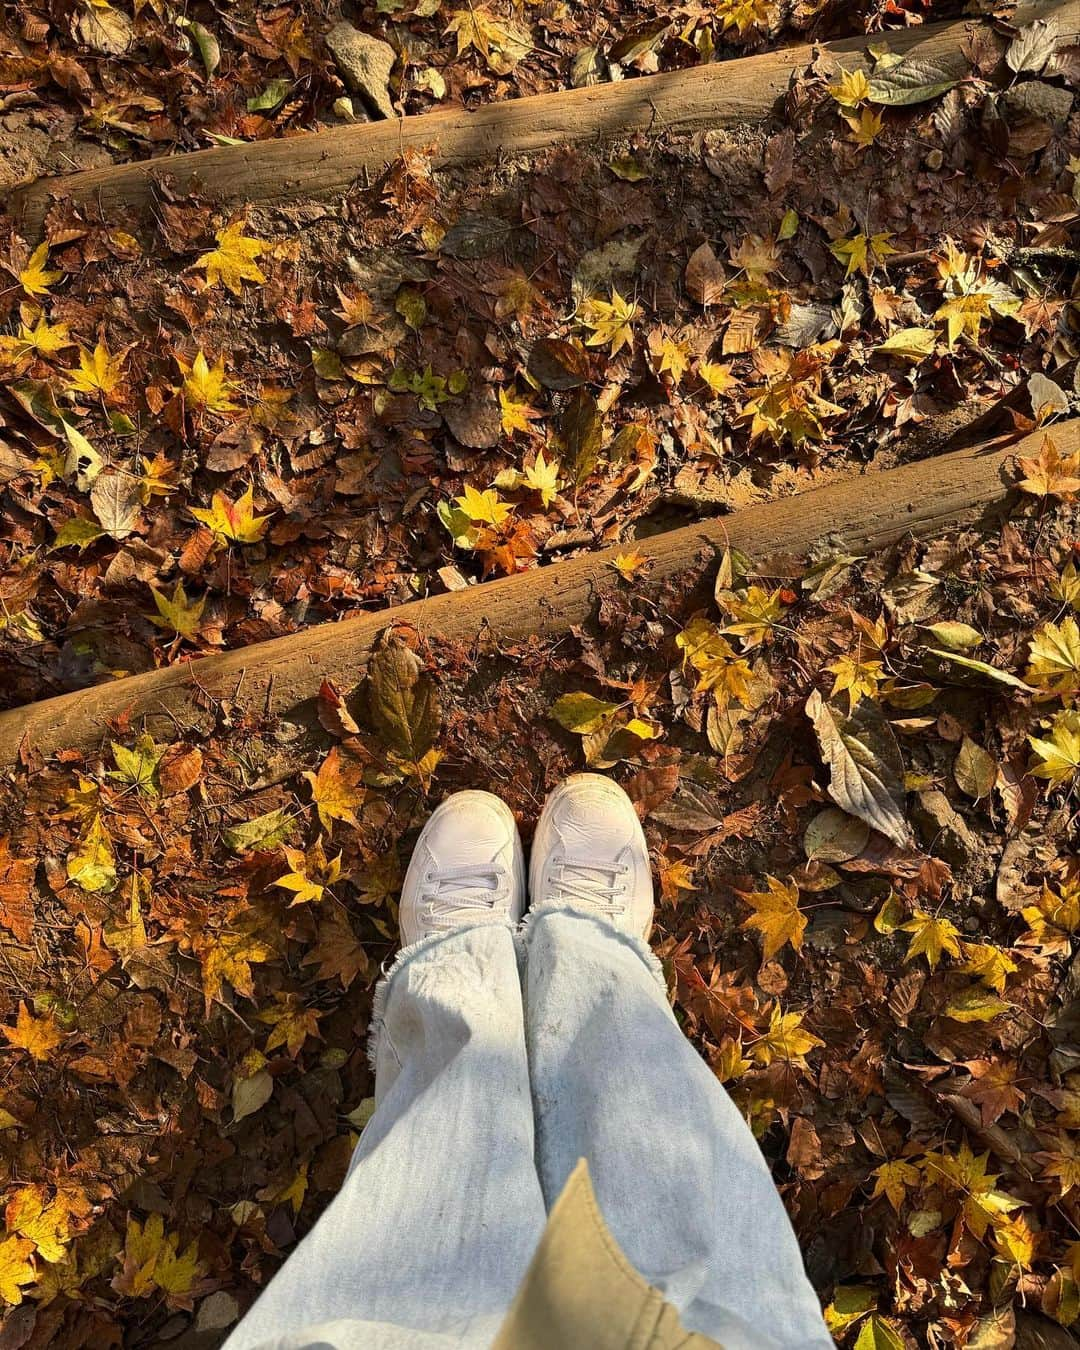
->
[[1017, 434, 1080, 500], [1, 1003, 64, 1061]]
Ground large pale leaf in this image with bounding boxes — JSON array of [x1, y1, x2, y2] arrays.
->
[[868, 51, 964, 105], [806, 690, 910, 847]]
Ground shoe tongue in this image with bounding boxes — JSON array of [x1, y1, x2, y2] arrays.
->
[[560, 799, 627, 860]]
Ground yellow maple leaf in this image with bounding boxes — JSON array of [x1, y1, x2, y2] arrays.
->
[[714, 0, 773, 36], [830, 230, 897, 279], [18, 242, 61, 298], [713, 1037, 752, 1083], [5, 1185, 73, 1264], [499, 386, 540, 436], [116, 1213, 206, 1303], [1029, 710, 1080, 785], [0, 1234, 36, 1305], [258, 993, 322, 1057], [992, 1212, 1038, 1269], [198, 926, 274, 1008], [149, 581, 207, 641], [752, 1004, 823, 1066], [829, 67, 871, 107], [579, 288, 638, 356], [190, 486, 271, 544], [274, 836, 342, 906], [1021, 878, 1080, 952], [1, 1003, 64, 1062], [611, 550, 650, 581], [273, 1161, 309, 1216], [303, 746, 365, 831], [738, 875, 806, 960], [843, 107, 885, 150], [66, 813, 117, 893], [718, 584, 786, 649], [649, 330, 691, 386], [1052, 559, 1080, 609], [455, 484, 512, 527], [924, 1140, 1021, 1239], [195, 220, 267, 295], [698, 359, 736, 397], [64, 341, 125, 396], [959, 941, 1017, 993], [935, 292, 992, 348], [0, 308, 72, 361], [728, 232, 781, 279], [828, 651, 884, 709], [675, 616, 753, 709], [444, 6, 531, 74], [1018, 435, 1080, 499], [1025, 616, 1080, 698], [658, 855, 696, 902], [522, 449, 561, 506], [179, 350, 240, 413], [902, 909, 962, 968], [870, 1158, 921, 1212], [111, 733, 163, 795]]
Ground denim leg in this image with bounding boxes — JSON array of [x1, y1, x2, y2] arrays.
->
[[521, 906, 832, 1350], [225, 921, 546, 1350]]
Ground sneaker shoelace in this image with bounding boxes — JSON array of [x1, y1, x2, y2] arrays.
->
[[423, 863, 507, 929], [546, 856, 628, 917]]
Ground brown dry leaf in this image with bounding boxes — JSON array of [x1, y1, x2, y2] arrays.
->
[[685, 242, 726, 307], [0, 839, 35, 943]]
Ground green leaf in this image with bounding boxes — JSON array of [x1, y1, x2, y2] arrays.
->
[[437, 499, 480, 549], [182, 19, 220, 76], [877, 327, 937, 361], [824, 1285, 877, 1334], [923, 649, 1035, 693], [111, 734, 164, 796], [395, 287, 427, 331], [223, 808, 294, 853], [944, 985, 1010, 1023], [923, 621, 982, 651], [247, 79, 292, 113], [853, 1314, 907, 1350], [367, 635, 440, 761], [52, 516, 104, 551], [311, 347, 346, 381], [551, 691, 620, 734]]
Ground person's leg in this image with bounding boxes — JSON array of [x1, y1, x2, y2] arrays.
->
[[523, 775, 831, 1350], [226, 792, 546, 1350]]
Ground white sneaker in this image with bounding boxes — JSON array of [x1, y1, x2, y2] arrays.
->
[[399, 791, 525, 946], [529, 774, 654, 938]]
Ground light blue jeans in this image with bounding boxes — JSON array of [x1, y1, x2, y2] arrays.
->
[[225, 906, 832, 1350]]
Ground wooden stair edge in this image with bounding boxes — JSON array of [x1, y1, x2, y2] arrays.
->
[[1, 418, 1070, 768], [9, 0, 1078, 236]]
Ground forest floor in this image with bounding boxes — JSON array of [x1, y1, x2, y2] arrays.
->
[[3, 2, 1080, 1347]]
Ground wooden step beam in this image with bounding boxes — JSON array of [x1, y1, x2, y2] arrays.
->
[[9, 1, 1076, 237], [0, 420, 1067, 767]]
